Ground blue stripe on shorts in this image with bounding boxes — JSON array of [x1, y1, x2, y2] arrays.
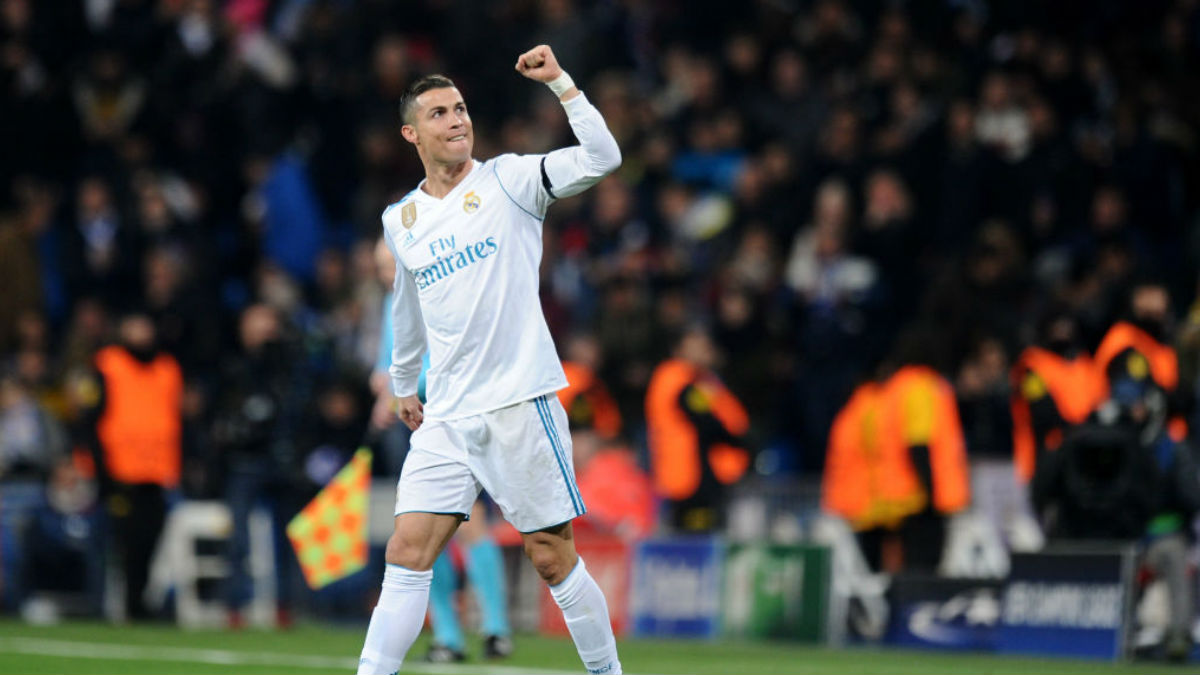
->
[[535, 394, 583, 516]]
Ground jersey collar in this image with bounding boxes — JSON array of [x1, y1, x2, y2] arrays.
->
[[415, 159, 477, 202]]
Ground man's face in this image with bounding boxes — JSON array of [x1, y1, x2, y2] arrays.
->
[[402, 87, 473, 164], [239, 305, 279, 352], [1132, 285, 1169, 324], [679, 330, 719, 370], [119, 316, 156, 352]]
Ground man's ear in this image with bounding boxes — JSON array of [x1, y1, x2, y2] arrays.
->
[[401, 123, 418, 145]]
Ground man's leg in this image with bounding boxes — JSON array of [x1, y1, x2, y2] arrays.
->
[[224, 466, 259, 624], [358, 512, 461, 675], [522, 522, 621, 675], [1144, 534, 1194, 660], [125, 484, 166, 620]]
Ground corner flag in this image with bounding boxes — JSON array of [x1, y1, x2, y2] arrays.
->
[[287, 448, 372, 589]]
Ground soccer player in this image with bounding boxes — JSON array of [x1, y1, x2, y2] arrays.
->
[[357, 45, 623, 675], [369, 237, 512, 663]]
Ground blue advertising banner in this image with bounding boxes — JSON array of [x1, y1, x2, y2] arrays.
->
[[884, 575, 1003, 651], [630, 537, 723, 638], [996, 544, 1137, 660]]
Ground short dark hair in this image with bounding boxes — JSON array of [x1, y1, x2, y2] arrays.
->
[[400, 74, 457, 125]]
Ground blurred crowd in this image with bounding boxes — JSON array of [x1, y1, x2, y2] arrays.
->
[[1, 0, 1200, 633]]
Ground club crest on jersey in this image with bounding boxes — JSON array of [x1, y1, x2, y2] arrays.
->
[[401, 202, 417, 229], [463, 191, 481, 214]]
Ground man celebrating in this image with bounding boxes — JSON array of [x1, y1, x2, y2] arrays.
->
[[357, 45, 622, 675]]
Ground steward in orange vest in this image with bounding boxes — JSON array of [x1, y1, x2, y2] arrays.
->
[[646, 327, 750, 532], [822, 364, 969, 572], [1095, 282, 1186, 441], [559, 360, 622, 440], [91, 313, 182, 619], [94, 343, 183, 490], [1010, 314, 1104, 483]]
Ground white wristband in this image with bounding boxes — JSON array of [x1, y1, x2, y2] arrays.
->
[[547, 71, 575, 98]]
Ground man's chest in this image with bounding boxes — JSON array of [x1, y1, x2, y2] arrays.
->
[[392, 180, 525, 291]]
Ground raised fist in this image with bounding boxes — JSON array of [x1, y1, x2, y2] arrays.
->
[[515, 45, 563, 83]]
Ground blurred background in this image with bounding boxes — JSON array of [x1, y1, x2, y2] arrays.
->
[[2, 0, 1200, 669]]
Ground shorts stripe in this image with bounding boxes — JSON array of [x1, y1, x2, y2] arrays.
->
[[538, 395, 574, 484], [544, 394, 585, 515], [534, 395, 583, 516], [535, 395, 582, 515]]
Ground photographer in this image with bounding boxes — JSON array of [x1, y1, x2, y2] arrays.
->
[[1033, 373, 1199, 661], [210, 304, 309, 628]]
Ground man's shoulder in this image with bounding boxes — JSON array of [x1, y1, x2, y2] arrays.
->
[[383, 188, 421, 218], [381, 188, 424, 235], [487, 152, 545, 179]]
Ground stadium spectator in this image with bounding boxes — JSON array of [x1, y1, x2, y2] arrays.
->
[[0, 367, 67, 611], [0, 182, 53, 354], [19, 458, 101, 618], [558, 333, 622, 440], [1010, 310, 1105, 483], [957, 336, 1044, 552], [646, 325, 750, 532], [210, 303, 308, 628], [1032, 374, 1199, 661], [784, 177, 880, 469], [823, 334, 971, 574], [1113, 373, 1199, 662], [89, 312, 182, 620], [572, 431, 656, 541], [1095, 281, 1186, 439]]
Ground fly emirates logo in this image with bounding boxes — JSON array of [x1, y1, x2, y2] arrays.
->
[[414, 235, 499, 291]]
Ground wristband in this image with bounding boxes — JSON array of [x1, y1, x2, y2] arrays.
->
[[547, 71, 576, 98]]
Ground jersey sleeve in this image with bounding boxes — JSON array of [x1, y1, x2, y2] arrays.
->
[[381, 228, 426, 398], [493, 92, 622, 218]]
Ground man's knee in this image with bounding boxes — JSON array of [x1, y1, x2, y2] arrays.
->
[[384, 522, 449, 570], [523, 533, 578, 585], [383, 512, 462, 570], [527, 547, 573, 584], [385, 533, 437, 570]]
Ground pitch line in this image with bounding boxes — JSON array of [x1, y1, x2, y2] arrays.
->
[[0, 637, 583, 674]]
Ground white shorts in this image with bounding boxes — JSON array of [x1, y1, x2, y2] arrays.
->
[[394, 393, 586, 533]]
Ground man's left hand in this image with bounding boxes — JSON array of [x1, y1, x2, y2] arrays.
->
[[515, 45, 563, 83]]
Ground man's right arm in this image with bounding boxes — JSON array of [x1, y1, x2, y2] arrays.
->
[[384, 232, 426, 400]]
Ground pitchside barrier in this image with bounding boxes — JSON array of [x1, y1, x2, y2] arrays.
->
[[997, 544, 1138, 660], [722, 543, 831, 642], [883, 542, 1139, 661], [147, 481, 1151, 661], [518, 533, 1142, 662], [630, 537, 725, 638], [523, 532, 834, 643], [884, 574, 1004, 651]]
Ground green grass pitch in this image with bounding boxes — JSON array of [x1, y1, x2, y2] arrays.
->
[[0, 620, 1188, 674]]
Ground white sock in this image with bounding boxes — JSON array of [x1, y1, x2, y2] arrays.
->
[[549, 558, 622, 675], [357, 564, 432, 675]]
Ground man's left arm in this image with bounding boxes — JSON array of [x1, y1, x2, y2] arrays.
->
[[504, 45, 621, 213], [542, 92, 623, 199]]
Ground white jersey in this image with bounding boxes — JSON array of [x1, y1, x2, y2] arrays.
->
[[382, 92, 620, 421]]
